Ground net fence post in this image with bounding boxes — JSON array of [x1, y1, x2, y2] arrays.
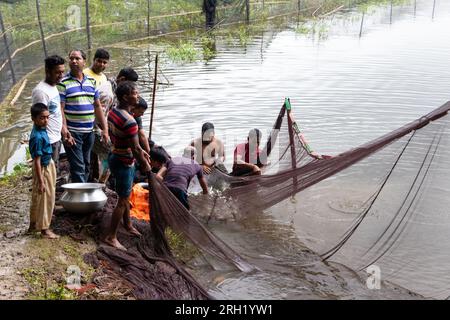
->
[[0, 9, 16, 84], [246, 0, 250, 23], [359, 11, 365, 38], [147, 0, 151, 37], [85, 0, 92, 50], [36, 0, 48, 58]]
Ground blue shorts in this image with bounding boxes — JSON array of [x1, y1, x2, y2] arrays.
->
[[108, 154, 135, 198]]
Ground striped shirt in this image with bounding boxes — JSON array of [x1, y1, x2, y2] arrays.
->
[[57, 73, 99, 133], [108, 108, 139, 166]]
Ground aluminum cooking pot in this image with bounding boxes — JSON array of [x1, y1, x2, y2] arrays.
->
[[60, 183, 108, 214]]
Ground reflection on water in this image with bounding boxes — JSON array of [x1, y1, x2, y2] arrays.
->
[[0, 125, 29, 176], [1, 0, 450, 298]]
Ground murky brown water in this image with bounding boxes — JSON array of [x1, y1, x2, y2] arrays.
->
[[1, 0, 450, 299]]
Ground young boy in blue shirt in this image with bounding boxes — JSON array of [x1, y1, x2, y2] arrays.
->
[[29, 103, 59, 239]]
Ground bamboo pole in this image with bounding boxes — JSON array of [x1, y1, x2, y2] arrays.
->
[[432, 0, 436, 20], [35, 0, 48, 58], [0, 9, 15, 84], [359, 11, 365, 38], [286, 101, 298, 190], [10, 79, 27, 106], [85, 0, 92, 50], [413, 0, 417, 17], [149, 54, 158, 141], [147, 0, 151, 37]]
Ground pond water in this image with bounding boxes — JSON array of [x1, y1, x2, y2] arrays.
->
[[1, 0, 450, 299]]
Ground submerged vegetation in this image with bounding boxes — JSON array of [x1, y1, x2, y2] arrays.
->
[[166, 228, 199, 263], [166, 41, 200, 63], [295, 20, 329, 40]]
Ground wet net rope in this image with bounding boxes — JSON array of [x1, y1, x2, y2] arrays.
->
[[147, 99, 450, 279]]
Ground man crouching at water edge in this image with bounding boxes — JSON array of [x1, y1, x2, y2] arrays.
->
[[232, 128, 266, 176], [28, 103, 59, 239], [152, 146, 208, 210], [190, 122, 226, 174], [104, 81, 151, 251]]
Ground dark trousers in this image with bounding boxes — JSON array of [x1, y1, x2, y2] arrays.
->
[[168, 186, 190, 210], [51, 140, 61, 175], [203, 0, 216, 28], [90, 151, 100, 182], [64, 131, 94, 183]]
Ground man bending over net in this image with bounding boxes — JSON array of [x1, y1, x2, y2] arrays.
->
[[152, 146, 209, 210]]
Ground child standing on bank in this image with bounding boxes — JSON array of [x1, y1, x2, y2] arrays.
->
[[28, 103, 59, 239]]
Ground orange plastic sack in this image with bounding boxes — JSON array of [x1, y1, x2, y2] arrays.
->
[[129, 183, 150, 221]]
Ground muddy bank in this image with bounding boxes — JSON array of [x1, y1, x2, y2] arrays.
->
[[0, 162, 207, 300]]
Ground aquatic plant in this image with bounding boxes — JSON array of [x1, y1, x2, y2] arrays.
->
[[166, 228, 199, 263], [165, 41, 200, 63], [237, 25, 251, 46]]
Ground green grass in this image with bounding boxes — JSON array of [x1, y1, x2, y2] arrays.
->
[[0, 163, 31, 187], [21, 267, 77, 300], [20, 236, 96, 300]]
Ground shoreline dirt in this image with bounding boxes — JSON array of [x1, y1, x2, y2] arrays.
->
[[0, 161, 206, 300]]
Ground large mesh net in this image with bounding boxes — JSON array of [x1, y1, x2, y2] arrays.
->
[[147, 99, 450, 298]]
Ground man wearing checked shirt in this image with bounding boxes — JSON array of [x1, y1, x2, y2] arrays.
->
[[58, 49, 109, 183]]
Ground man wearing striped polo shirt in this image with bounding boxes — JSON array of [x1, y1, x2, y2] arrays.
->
[[105, 81, 151, 250], [58, 49, 109, 183]]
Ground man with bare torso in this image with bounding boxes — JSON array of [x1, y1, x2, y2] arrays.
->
[[190, 122, 226, 174]]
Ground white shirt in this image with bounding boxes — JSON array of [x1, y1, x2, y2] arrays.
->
[[32, 81, 63, 144]]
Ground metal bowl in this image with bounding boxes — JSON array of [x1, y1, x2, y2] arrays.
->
[[60, 183, 108, 214]]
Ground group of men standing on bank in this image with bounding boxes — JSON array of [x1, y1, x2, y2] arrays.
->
[[28, 48, 154, 248], [27, 42, 268, 250]]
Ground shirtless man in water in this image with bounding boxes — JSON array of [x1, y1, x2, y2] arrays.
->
[[190, 122, 226, 174]]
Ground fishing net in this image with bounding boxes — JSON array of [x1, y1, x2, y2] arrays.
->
[[53, 184, 210, 300], [147, 98, 450, 298], [53, 98, 450, 299]]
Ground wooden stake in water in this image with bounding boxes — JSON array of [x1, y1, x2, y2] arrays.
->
[[432, 0, 436, 20], [390, 0, 393, 25], [414, 0, 417, 17], [149, 54, 158, 141], [359, 11, 365, 38], [0, 9, 16, 84], [35, 0, 48, 58], [85, 0, 92, 50]]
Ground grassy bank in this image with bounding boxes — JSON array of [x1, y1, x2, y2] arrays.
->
[[0, 157, 200, 299]]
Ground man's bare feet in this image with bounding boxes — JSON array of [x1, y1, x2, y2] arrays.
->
[[103, 236, 127, 251], [125, 225, 142, 237], [41, 229, 60, 239]]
